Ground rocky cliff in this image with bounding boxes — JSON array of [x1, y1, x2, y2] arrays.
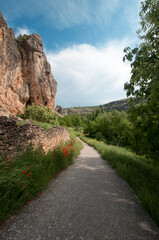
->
[[0, 11, 57, 116]]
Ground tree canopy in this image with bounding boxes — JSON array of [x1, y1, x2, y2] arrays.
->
[[123, 0, 159, 160]]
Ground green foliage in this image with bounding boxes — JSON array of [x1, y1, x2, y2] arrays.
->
[[58, 114, 85, 128], [84, 120, 98, 137], [95, 132, 105, 141], [57, 117, 67, 127], [0, 138, 83, 223], [81, 136, 159, 227], [84, 110, 132, 147], [123, 0, 159, 160], [16, 34, 29, 42], [19, 104, 59, 127], [17, 120, 56, 131], [16, 34, 29, 53], [109, 110, 133, 146]]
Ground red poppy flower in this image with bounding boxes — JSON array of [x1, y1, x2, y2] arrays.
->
[[26, 174, 30, 178], [29, 172, 31, 175], [23, 170, 27, 174]]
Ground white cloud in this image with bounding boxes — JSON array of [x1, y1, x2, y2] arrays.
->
[[47, 40, 131, 108], [15, 27, 32, 37]]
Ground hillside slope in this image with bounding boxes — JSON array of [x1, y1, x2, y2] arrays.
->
[[64, 98, 130, 115]]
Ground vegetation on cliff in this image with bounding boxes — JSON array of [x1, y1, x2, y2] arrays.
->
[[18, 104, 85, 131], [18, 104, 59, 129]]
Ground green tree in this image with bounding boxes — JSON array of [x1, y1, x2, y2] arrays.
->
[[99, 105, 104, 114], [95, 112, 112, 140], [123, 0, 159, 159], [70, 115, 84, 127], [84, 120, 97, 137], [84, 110, 132, 146], [109, 111, 132, 147], [62, 115, 73, 127]]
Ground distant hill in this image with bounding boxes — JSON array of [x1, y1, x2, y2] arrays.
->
[[63, 98, 130, 115], [103, 98, 130, 111]]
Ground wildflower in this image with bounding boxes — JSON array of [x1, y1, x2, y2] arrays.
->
[[54, 151, 56, 154], [40, 154, 43, 156], [23, 170, 27, 174], [26, 174, 30, 178], [29, 172, 31, 175]]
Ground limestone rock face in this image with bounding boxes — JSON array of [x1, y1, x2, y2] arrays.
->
[[0, 11, 57, 116]]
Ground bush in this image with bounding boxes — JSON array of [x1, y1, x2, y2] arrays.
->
[[18, 104, 59, 127], [16, 34, 29, 42]]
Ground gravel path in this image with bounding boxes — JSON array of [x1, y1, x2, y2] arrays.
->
[[0, 141, 159, 240]]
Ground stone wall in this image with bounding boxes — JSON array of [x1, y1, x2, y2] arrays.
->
[[0, 116, 70, 160]]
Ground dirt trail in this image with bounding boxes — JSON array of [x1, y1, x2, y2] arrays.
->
[[0, 141, 159, 240]]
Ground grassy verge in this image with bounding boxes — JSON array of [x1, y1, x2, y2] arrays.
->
[[0, 137, 83, 223], [17, 119, 55, 131], [80, 135, 159, 227]]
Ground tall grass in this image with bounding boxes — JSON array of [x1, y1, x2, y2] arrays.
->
[[80, 135, 159, 227], [0, 138, 82, 223], [17, 119, 55, 131]]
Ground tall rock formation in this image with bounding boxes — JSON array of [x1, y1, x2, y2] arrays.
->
[[0, 11, 57, 116]]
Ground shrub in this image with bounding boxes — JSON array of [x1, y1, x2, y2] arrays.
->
[[16, 34, 29, 42], [18, 104, 59, 127]]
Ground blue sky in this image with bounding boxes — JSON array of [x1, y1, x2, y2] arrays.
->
[[1, 0, 141, 107]]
